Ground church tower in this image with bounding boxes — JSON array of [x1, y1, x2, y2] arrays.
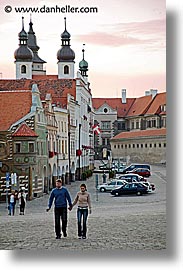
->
[[57, 17, 75, 79], [14, 17, 33, 79], [79, 44, 88, 82], [27, 17, 46, 75]]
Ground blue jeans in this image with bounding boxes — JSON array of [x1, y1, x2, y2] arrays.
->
[[9, 202, 15, 215], [77, 208, 88, 237]]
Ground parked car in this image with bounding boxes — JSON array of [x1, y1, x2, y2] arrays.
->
[[121, 163, 151, 174], [116, 173, 147, 182], [127, 168, 151, 177], [111, 182, 150, 196], [99, 164, 109, 170], [116, 173, 155, 191], [97, 179, 127, 192]]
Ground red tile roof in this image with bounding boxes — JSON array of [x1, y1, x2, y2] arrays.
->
[[0, 78, 76, 107], [12, 123, 38, 137], [145, 92, 166, 115], [0, 91, 32, 131], [126, 95, 153, 117], [92, 98, 135, 117], [111, 128, 166, 140]]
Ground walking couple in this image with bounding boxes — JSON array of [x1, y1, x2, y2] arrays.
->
[[46, 179, 91, 240]]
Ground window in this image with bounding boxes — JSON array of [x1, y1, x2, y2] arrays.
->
[[21, 65, 26, 74], [114, 145, 116, 149], [164, 143, 166, 147], [137, 144, 139, 148], [145, 144, 147, 148], [161, 104, 166, 112], [101, 121, 111, 130], [159, 143, 162, 148], [15, 143, 21, 153], [136, 121, 139, 129], [141, 144, 143, 148], [131, 122, 134, 129], [133, 144, 135, 148], [121, 144, 123, 149], [29, 142, 34, 153], [65, 140, 67, 154], [62, 140, 64, 153], [154, 143, 156, 148], [64, 65, 69, 74], [118, 122, 125, 130], [147, 120, 151, 128], [103, 108, 108, 113], [102, 138, 105, 146], [152, 120, 156, 127], [129, 144, 131, 148], [41, 142, 44, 155]]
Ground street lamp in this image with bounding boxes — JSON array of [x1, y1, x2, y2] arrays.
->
[[56, 134, 60, 178], [78, 123, 81, 180], [68, 130, 71, 184]]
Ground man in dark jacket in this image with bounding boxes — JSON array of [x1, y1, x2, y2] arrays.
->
[[46, 179, 72, 239]]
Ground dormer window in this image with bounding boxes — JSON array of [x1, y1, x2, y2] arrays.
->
[[104, 108, 108, 113], [160, 104, 166, 112]]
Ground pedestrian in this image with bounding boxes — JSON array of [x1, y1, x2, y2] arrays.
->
[[8, 190, 16, 216], [72, 183, 92, 239], [46, 179, 72, 239], [18, 187, 26, 215]]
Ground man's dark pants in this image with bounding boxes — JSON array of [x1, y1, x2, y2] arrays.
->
[[54, 207, 67, 237]]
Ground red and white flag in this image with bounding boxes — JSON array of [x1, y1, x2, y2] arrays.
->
[[92, 124, 101, 135]]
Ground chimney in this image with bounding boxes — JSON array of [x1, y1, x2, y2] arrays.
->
[[145, 89, 158, 98], [121, 89, 126, 104]]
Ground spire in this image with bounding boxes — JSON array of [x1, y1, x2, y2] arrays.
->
[[28, 14, 34, 34], [61, 17, 71, 45], [57, 17, 75, 62], [79, 44, 88, 77], [18, 17, 28, 45], [64, 17, 67, 31], [27, 16, 46, 64], [14, 17, 33, 79], [14, 17, 33, 61]]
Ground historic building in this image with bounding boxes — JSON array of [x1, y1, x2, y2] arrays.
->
[[0, 84, 48, 201], [93, 89, 166, 164], [0, 16, 94, 200]]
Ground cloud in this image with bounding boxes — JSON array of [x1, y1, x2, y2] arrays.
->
[[76, 18, 165, 48], [76, 32, 153, 47], [113, 19, 166, 36]]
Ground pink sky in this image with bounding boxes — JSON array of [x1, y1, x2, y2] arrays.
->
[[0, 0, 166, 98]]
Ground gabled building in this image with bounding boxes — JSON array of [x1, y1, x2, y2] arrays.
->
[[0, 84, 48, 201], [0, 17, 94, 183], [93, 89, 166, 164]]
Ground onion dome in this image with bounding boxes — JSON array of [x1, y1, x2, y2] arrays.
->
[[57, 47, 75, 62], [79, 45, 88, 77], [57, 17, 75, 62], [14, 17, 33, 62]]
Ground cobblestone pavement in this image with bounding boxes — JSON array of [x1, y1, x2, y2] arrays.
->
[[0, 165, 166, 255]]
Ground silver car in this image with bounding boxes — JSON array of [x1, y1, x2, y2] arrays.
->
[[97, 179, 127, 192]]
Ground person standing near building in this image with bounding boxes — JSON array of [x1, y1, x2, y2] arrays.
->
[[8, 191, 16, 216], [18, 187, 26, 215], [72, 183, 92, 239], [46, 179, 72, 239]]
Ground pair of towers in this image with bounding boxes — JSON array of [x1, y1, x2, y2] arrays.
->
[[14, 17, 88, 80]]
